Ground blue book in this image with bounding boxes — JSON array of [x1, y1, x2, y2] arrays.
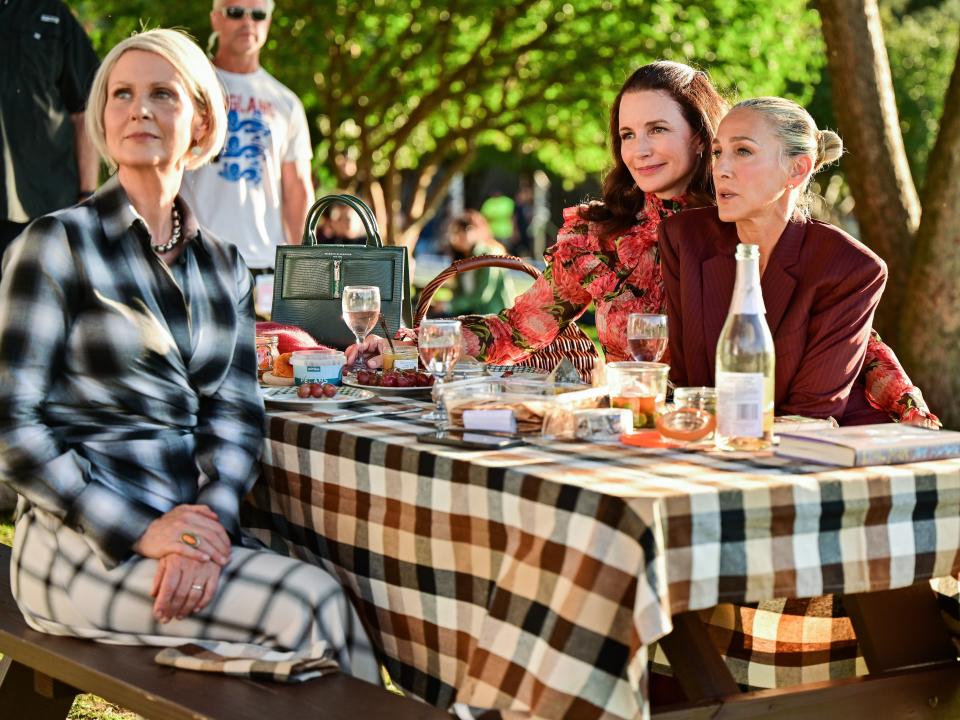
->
[[775, 423, 960, 467]]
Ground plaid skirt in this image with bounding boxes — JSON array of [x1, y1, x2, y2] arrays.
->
[[653, 583, 959, 691], [650, 596, 866, 690], [11, 506, 380, 684]]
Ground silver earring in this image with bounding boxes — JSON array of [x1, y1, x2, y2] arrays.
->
[[190, 145, 203, 157]]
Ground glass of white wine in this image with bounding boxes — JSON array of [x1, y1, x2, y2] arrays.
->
[[627, 313, 668, 362], [418, 319, 462, 429], [342, 285, 381, 373]]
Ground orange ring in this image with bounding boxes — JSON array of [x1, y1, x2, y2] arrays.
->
[[180, 531, 200, 548], [655, 408, 716, 442]]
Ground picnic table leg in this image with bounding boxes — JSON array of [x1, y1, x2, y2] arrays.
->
[[0, 655, 77, 719], [843, 583, 957, 674], [655, 610, 740, 702]]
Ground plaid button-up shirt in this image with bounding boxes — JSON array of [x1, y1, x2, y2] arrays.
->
[[0, 175, 265, 566]]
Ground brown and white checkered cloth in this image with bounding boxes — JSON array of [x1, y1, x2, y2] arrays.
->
[[243, 401, 960, 720], [155, 640, 339, 682]]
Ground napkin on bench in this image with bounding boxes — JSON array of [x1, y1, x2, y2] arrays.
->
[[155, 640, 339, 682]]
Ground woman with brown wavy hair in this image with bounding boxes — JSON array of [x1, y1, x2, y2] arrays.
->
[[456, 61, 726, 364]]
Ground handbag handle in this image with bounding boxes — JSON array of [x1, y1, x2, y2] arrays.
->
[[414, 254, 540, 326], [301, 194, 383, 248]]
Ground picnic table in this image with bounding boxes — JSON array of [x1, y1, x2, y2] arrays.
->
[[242, 394, 960, 719]]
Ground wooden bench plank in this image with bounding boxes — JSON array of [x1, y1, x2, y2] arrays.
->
[[844, 584, 958, 673], [0, 544, 449, 719], [652, 662, 960, 719]]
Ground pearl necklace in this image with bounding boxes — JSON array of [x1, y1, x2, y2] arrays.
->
[[151, 205, 182, 253]]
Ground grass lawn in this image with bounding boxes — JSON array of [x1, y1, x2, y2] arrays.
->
[[0, 510, 137, 720]]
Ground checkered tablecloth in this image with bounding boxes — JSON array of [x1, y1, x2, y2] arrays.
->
[[242, 400, 960, 720]]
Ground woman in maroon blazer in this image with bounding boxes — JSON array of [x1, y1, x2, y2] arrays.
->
[[661, 97, 890, 425]]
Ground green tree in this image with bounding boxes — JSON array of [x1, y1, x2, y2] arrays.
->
[[819, 0, 960, 427], [70, 0, 823, 247]]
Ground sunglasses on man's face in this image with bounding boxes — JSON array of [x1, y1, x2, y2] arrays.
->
[[221, 6, 270, 21]]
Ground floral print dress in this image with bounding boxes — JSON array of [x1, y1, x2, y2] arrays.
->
[[457, 196, 938, 426]]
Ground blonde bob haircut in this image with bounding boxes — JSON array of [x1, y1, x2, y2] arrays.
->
[[86, 28, 227, 172]]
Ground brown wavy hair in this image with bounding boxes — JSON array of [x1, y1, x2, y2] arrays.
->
[[581, 61, 728, 236]]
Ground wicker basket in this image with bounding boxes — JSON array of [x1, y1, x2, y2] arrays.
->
[[414, 255, 598, 381]]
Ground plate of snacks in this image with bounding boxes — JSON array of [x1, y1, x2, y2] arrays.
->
[[343, 369, 435, 394], [260, 383, 374, 407]]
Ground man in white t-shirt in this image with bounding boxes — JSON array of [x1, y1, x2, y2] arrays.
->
[[181, 0, 314, 271]]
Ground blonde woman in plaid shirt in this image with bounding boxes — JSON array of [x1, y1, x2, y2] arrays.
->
[[0, 29, 378, 682]]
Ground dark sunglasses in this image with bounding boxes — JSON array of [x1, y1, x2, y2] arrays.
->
[[221, 6, 270, 21]]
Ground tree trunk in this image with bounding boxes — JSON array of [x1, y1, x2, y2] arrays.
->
[[818, 0, 921, 340], [898, 43, 960, 429]]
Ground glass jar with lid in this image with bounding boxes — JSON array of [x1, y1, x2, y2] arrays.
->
[[255, 334, 280, 379]]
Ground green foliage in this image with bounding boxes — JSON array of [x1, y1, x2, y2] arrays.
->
[[883, 0, 960, 187], [67, 0, 823, 241], [0, 510, 12, 547]]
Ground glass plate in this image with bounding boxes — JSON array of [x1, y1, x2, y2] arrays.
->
[[260, 384, 375, 407]]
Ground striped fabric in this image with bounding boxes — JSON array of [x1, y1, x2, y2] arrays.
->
[[243, 402, 960, 720], [154, 640, 339, 682], [513, 322, 598, 380]]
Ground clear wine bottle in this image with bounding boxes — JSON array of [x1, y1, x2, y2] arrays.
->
[[715, 243, 775, 451]]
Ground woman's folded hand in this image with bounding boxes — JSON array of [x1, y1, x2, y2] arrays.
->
[[133, 504, 232, 566], [151, 554, 222, 623]]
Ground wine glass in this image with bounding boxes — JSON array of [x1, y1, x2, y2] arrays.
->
[[627, 313, 668, 362], [342, 285, 381, 373], [418, 319, 462, 430]]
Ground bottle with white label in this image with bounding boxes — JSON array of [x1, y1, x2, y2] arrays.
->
[[715, 243, 775, 451]]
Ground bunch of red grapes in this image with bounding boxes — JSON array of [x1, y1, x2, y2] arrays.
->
[[296, 382, 338, 398], [355, 369, 434, 388]]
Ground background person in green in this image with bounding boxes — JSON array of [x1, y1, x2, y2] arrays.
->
[[479, 190, 516, 246], [448, 210, 516, 316]]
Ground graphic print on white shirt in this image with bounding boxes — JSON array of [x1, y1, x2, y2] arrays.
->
[[218, 104, 272, 186], [181, 68, 312, 269]]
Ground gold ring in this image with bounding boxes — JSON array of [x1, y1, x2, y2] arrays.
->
[[180, 531, 200, 548]]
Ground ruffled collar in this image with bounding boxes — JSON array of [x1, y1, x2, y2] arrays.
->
[[639, 193, 687, 224]]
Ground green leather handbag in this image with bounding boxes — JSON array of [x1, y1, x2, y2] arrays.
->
[[270, 194, 412, 349]]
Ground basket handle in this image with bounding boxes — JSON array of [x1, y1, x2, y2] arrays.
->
[[414, 254, 540, 326]]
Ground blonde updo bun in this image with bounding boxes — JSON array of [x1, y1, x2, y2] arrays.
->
[[816, 129, 843, 168]]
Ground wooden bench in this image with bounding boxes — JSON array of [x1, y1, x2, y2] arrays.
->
[[0, 544, 450, 719]]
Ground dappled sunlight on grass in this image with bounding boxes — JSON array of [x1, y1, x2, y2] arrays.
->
[[0, 511, 12, 547]]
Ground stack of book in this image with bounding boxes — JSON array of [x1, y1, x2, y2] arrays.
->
[[775, 423, 960, 467]]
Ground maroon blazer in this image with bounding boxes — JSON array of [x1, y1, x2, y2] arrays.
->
[[660, 206, 888, 421]]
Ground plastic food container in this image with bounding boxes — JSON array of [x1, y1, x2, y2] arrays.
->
[[290, 350, 346, 386], [573, 408, 634, 441], [440, 377, 605, 437]]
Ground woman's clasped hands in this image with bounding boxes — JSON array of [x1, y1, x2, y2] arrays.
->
[[133, 504, 231, 623]]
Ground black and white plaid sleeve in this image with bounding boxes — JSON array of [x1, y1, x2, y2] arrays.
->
[[0, 217, 162, 564], [194, 245, 266, 539]]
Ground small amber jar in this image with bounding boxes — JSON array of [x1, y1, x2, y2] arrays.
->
[[255, 334, 280, 378]]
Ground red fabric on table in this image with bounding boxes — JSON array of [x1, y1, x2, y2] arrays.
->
[[256, 322, 333, 355]]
